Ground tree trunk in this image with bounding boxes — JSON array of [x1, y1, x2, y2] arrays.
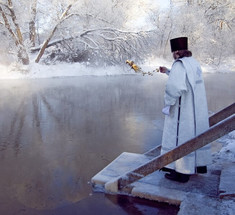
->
[[35, 4, 73, 63], [29, 0, 37, 47], [35, 27, 57, 63], [7, 0, 23, 44], [18, 46, 29, 65], [0, 4, 29, 65]]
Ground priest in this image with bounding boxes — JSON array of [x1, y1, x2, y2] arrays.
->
[[159, 37, 212, 183]]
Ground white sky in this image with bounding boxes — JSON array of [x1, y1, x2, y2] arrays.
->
[[125, 0, 170, 30], [157, 0, 170, 9]]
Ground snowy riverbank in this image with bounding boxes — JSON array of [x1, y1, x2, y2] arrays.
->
[[0, 57, 234, 80]]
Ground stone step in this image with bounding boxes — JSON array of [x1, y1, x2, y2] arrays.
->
[[219, 163, 235, 199], [91, 151, 220, 205], [91, 152, 154, 188]]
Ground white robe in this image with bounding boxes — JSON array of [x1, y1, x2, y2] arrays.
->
[[160, 57, 211, 174]]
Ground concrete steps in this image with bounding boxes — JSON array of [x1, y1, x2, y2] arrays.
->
[[91, 149, 235, 214]]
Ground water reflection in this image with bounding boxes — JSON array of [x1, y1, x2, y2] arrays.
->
[[0, 73, 234, 214], [0, 75, 165, 213], [106, 194, 179, 215], [204, 73, 235, 113]]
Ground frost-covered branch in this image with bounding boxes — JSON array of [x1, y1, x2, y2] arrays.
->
[[80, 35, 100, 49], [31, 29, 150, 50], [32, 26, 157, 65]]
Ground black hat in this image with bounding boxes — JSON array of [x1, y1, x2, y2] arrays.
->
[[170, 37, 188, 52]]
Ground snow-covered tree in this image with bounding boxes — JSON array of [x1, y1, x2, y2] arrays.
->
[[0, 0, 159, 65], [0, 0, 30, 64], [33, 0, 158, 65], [1, 0, 233, 67], [149, 0, 234, 64], [201, 0, 234, 63]]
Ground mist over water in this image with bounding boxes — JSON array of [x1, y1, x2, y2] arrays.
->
[[0, 73, 234, 214]]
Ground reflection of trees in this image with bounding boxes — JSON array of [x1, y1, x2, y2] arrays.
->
[[40, 94, 61, 124], [1, 94, 45, 154], [32, 95, 43, 146], [0, 76, 165, 159], [0, 76, 165, 211], [0, 87, 91, 210], [3, 99, 26, 155]]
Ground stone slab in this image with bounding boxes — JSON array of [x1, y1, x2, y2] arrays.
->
[[219, 163, 235, 199], [177, 193, 219, 215], [132, 180, 185, 205], [92, 151, 221, 205], [130, 167, 220, 205], [91, 152, 154, 186]]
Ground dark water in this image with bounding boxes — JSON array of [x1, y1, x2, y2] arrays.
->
[[0, 73, 234, 215]]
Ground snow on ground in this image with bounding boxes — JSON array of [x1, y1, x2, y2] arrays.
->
[[217, 130, 235, 163], [0, 62, 132, 80], [0, 56, 234, 80], [0, 59, 160, 80]]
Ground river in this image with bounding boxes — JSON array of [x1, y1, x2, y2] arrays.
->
[[0, 73, 234, 214]]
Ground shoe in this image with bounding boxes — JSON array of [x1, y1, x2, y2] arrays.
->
[[165, 171, 190, 183], [196, 166, 207, 174], [160, 167, 173, 173]]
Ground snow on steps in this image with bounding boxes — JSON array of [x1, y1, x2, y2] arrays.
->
[[91, 149, 222, 206]]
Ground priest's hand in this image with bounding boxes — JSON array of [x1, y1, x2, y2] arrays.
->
[[162, 105, 170, 115], [159, 66, 169, 73]]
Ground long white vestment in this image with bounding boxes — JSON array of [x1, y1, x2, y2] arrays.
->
[[160, 57, 211, 174]]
